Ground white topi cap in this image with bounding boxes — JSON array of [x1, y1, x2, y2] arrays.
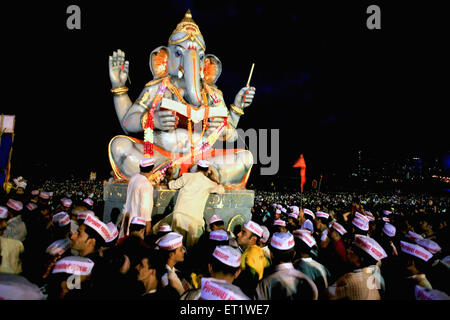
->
[[46, 239, 70, 256], [303, 208, 315, 220], [243, 221, 264, 238], [273, 219, 286, 227], [158, 224, 172, 233], [52, 212, 71, 227], [83, 198, 94, 206], [130, 216, 147, 226], [407, 231, 424, 241], [260, 226, 270, 244], [200, 277, 249, 300], [301, 219, 314, 232], [400, 241, 433, 262], [209, 229, 229, 242], [415, 239, 441, 254], [39, 192, 50, 200], [84, 214, 112, 242], [383, 210, 392, 216], [77, 210, 94, 221], [140, 158, 155, 167], [290, 206, 300, 214], [355, 212, 370, 222], [275, 209, 281, 215], [156, 232, 184, 250], [52, 256, 95, 276], [295, 230, 317, 248], [352, 216, 369, 231], [198, 160, 210, 168], [316, 211, 329, 219], [209, 214, 223, 225], [31, 190, 39, 196], [0, 206, 8, 219], [415, 285, 450, 300], [289, 212, 299, 219], [331, 221, 347, 236], [280, 208, 287, 213], [26, 203, 38, 211], [382, 223, 396, 237], [212, 245, 241, 268], [105, 222, 119, 243], [61, 198, 72, 207], [270, 232, 295, 250], [7, 199, 23, 212], [353, 235, 387, 261]]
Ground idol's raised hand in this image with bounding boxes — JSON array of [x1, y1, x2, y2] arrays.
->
[[109, 49, 130, 88]]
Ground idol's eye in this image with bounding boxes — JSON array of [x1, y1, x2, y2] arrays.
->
[[175, 50, 182, 57], [199, 52, 205, 60]]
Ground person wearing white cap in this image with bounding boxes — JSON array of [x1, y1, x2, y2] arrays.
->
[[293, 230, 330, 299], [326, 235, 387, 300], [3, 199, 27, 242], [272, 218, 288, 233], [50, 212, 72, 242], [287, 211, 299, 232], [314, 211, 330, 250], [194, 214, 228, 255], [256, 232, 318, 300], [374, 222, 399, 258], [0, 206, 25, 274], [155, 232, 191, 296], [234, 220, 270, 298], [47, 256, 95, 300], [351, 215, 370, 236], [320, 221, 349, 282], [400, 241, 434, 288], [60, 198, 73, 212], [181, 245, 250, 300], [117, 216, 151, 249], [29, 190, 40, 204], [70, 214, 110, 264], [83, 198, 94, 209], [120, 157, 156, 240], [155, 159, 225, 249]]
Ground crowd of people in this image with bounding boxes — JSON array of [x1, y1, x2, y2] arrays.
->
[[0, 173, 448, 300]]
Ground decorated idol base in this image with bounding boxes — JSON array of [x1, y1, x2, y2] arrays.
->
[[103, 181, 254, 233]]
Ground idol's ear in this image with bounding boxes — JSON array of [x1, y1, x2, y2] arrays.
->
[[149, 46, 169, 78], [203, 54, 222, 84]]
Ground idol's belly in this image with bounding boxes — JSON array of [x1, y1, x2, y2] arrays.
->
[[154, 128, 209, 154]]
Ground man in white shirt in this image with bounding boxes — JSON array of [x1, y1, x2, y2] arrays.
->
[[166, 160, 225, 249], [119, 158, 155, 239]]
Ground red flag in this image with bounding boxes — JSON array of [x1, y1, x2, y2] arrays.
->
[[293, 154, 306, 192]]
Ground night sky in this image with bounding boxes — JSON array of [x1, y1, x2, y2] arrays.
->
[[2, 1, 448, 183]]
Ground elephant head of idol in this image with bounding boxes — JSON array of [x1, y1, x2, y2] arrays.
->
[[149, 10, 222, 106]]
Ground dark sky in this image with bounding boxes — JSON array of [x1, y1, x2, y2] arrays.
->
[[2, 1, 448, 181]]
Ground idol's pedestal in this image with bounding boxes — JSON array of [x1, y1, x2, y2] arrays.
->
[[103, 181, 254, 233]]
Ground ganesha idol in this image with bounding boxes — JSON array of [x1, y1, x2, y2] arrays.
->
[[108, 10, 256, 189]]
